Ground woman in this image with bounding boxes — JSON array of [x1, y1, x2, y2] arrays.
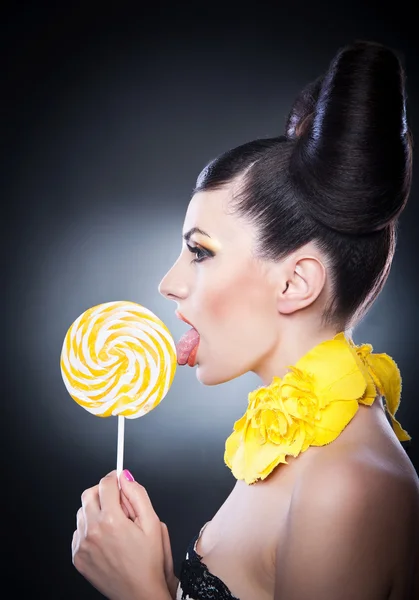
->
[[72, 40, 419, 600]]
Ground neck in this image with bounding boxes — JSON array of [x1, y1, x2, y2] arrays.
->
[[253, 324, 344, 385], [225, 332, 409, 485]]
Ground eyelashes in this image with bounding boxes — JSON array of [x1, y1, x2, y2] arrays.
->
[[186, 243, 215, 264]]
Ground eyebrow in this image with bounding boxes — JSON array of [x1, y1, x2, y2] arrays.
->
[[182, 227, 211, 242]]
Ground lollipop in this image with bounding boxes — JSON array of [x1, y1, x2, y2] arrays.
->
[[60, 300, 177, 477]]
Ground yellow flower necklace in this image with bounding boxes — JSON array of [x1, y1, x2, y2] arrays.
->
[[224, 332, 411, 485]]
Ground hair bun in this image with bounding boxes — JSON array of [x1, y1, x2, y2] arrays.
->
[[285, 40, 412, 234], [286, 75, 323, 139]]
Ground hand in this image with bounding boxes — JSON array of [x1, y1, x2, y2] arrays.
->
[[72, 470, 169, 600], [119, 486, 178, 599]]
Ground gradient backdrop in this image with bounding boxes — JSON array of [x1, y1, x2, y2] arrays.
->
[[4, 2, 418, 597]]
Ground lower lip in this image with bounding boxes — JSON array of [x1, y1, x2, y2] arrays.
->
[[187, 343, 199, 367]]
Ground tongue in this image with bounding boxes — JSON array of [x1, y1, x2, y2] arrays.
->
[[176, 327, 200, 365]]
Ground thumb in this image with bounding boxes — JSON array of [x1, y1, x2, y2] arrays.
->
[[161, 522, 175, 581], [119, 469, 158, 532], [120, 490, 136, 521]]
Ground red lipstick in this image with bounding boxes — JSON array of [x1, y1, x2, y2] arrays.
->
[[175, 311, 195, 328]]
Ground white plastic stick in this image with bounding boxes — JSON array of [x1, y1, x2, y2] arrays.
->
[[116, 415, 125, 485]]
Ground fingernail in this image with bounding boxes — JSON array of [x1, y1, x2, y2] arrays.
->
[[122, 469, 135, 481]]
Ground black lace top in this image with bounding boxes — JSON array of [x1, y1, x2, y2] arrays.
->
[[176, 522, 240, 599]]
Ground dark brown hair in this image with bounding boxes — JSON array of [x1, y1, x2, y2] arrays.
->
[[193, 41, 413, 330]]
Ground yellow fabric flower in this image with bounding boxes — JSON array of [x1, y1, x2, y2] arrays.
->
[[224, 332, 411, 485]]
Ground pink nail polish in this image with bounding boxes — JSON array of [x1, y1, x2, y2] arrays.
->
[[123, 469, 135, 481]]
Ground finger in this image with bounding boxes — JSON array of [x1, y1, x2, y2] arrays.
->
[[76, 507, 85, 534], [71, 529, 80, 554], [98, 471, 124, 516], [72, 530, 80, 568], [121, 502, 130, 519], [161, 522, 174, 579], [81, 484, 100, 521], [72, 529, 78, 554], [119, 472, 160, 533], [120, 490, 136, 521]]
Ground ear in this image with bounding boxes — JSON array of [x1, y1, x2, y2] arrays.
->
[[277, 255, 327, 315]]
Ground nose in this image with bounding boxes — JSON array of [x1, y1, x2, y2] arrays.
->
[[158, 260, 188, 301]]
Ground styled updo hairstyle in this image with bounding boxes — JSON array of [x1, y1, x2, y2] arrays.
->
[[194, 41, 413, 330]]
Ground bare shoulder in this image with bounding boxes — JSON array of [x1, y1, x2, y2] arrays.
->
[[292, 445, 419, 538], [272, 448, 419, 600], [295, 444, 419, 502]]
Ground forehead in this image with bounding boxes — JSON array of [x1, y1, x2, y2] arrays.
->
[[184, 189, 229, 225], [183, 188, 253, 243]]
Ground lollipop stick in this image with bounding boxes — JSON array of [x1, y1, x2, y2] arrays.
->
[[116, 415, 125, 484]]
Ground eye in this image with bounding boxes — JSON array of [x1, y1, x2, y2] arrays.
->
[[186, 243, 214, 264]]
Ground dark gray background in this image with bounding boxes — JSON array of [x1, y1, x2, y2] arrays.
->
[[3, 2, 418, 597]]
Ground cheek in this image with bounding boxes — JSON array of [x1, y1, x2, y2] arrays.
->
[[203, 284, 239, 321], [201, 268, 272, 323]]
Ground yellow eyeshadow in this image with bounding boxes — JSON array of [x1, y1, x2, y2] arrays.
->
[[194, 235, 222, 252]]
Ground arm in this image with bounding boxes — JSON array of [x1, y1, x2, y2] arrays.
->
[[167, 575, 179, 600], [152, 588, 174, 600], [274, 460, 393, 600], [160, 521, 179, 600]]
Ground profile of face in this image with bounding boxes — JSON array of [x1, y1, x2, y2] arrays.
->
[[158, 182, 329, 386]]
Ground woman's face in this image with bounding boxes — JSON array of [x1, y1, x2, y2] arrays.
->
[[158, 185, 283, 385]]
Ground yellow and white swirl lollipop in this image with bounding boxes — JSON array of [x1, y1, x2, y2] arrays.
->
[[60, 300, 177, 476]]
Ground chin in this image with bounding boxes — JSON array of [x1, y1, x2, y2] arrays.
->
[[195, 362, 248, 386], [195, 365, 223, 386]]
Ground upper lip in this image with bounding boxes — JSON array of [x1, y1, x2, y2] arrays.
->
[[175, 311, 195, 328]]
